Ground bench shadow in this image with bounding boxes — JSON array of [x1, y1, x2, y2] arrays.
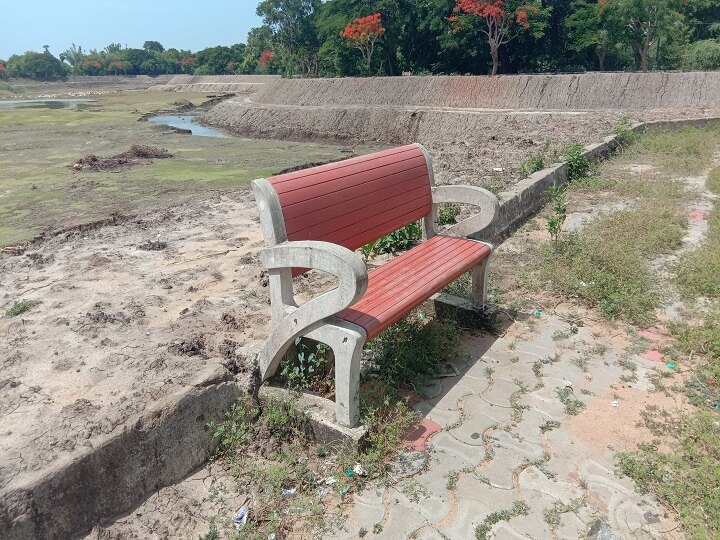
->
[[407, 306, 524, 434]]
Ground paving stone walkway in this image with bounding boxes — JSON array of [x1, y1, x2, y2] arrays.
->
[[332, 314, 683, 540]]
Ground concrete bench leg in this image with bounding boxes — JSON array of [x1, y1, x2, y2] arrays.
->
[[308, 320, 367, 428], [471, 253, 492, 310]]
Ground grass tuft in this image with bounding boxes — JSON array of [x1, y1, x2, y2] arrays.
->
[[364, 310, 459, 390], [4, 299, 34, 318], [618, 409, 720, 539]]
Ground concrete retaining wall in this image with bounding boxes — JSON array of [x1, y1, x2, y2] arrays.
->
[[250, 72, 720, 110], [0, 368, 243, 540]]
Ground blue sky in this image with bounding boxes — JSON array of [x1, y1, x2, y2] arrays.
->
[[0, 0, 262, 59]]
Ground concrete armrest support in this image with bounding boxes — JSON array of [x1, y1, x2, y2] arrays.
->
[[258, 241, 368, 380], [261, 240, 368, 305], [431, 185, 500, 238]]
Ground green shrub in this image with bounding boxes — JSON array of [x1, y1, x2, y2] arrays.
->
[[562, 141, 590, 181], [545, 186, 567, 243], [613, 116, 638, 147], [437, 204, 461, 226], [365, 310, 459, 388], [370, 221, 421, 255], [681, 39, 720, 71]]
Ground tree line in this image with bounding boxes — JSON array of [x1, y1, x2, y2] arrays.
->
[[2, 0, 719, 81]]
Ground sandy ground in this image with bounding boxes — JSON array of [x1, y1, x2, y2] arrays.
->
[[0, 192, 272, 491]]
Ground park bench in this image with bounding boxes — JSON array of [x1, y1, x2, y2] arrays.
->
[[251, 143, 499, 427]]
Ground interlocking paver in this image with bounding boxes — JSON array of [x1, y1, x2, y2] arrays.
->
[[429, 431, 486, 467], [480, 378, 519, 407], [490, 429, 547, 463], [518, 465, 584, 505], [337, 314, 681, 539], [492, 522, 534, 539], [414, 399, 463, 427]]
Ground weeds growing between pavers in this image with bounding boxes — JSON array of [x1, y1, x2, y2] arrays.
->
[[474, 501, 530, 540]]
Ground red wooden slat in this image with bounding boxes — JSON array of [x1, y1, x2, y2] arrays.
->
[[285, 178, 429, 237], [281, 164, 429, 224], [336, 236, 491, 339], [270, 145, 421, 189], [293, 194, 430, 248], [273, 156, 428, 204], [342, 241, 475, 325]]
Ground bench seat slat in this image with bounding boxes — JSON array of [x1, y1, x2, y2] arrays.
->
[[336, 235, 491, 340], [275, 157, 428, 207]]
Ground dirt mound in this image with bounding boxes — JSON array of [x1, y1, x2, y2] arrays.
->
[[249, 72, 720, 110], [72, 145, 172, 171]]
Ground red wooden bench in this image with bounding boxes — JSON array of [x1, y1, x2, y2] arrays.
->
[[252, 143, 499, 427]]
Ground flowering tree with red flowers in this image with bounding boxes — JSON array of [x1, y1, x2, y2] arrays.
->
[[177, 56, 196, 73], [340, 13, 385, 74], [107, 60, 128, 75], [449, 0, 547, 75], [82, 58, 103, 75], [258, 49, 275, 70], [0, 62, 6, 79]]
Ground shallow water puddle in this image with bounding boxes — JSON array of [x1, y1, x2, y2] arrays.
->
[[0, 98, 94, 110], [148, 114, 228, 138]]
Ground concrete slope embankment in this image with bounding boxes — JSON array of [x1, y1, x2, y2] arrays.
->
[[150, 74, 280, 93], [249, 72, 720, 110]]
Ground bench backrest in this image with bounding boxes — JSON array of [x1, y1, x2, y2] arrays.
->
[[253, 144, 434, 251]]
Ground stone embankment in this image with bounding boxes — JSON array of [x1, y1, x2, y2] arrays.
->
[[149, 74, 280, 93]]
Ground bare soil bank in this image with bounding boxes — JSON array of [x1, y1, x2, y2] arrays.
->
[[201, 72, 720, 191]]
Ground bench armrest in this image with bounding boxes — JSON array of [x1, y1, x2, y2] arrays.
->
[[429, 185, 500, 238], [258, 241, 368, 379]]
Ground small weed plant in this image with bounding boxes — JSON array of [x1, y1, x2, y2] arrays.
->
[[520, 140, 550, 177], [613, 116, 638, 147], [280, 337, 332, 393], [4, 299, 33, 318], [545, 186, 567, 244], [562, 140, 590, 181], [368, 221, 421, 256], [436, 203, 461, 226], [556, 387, 585, 415]]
